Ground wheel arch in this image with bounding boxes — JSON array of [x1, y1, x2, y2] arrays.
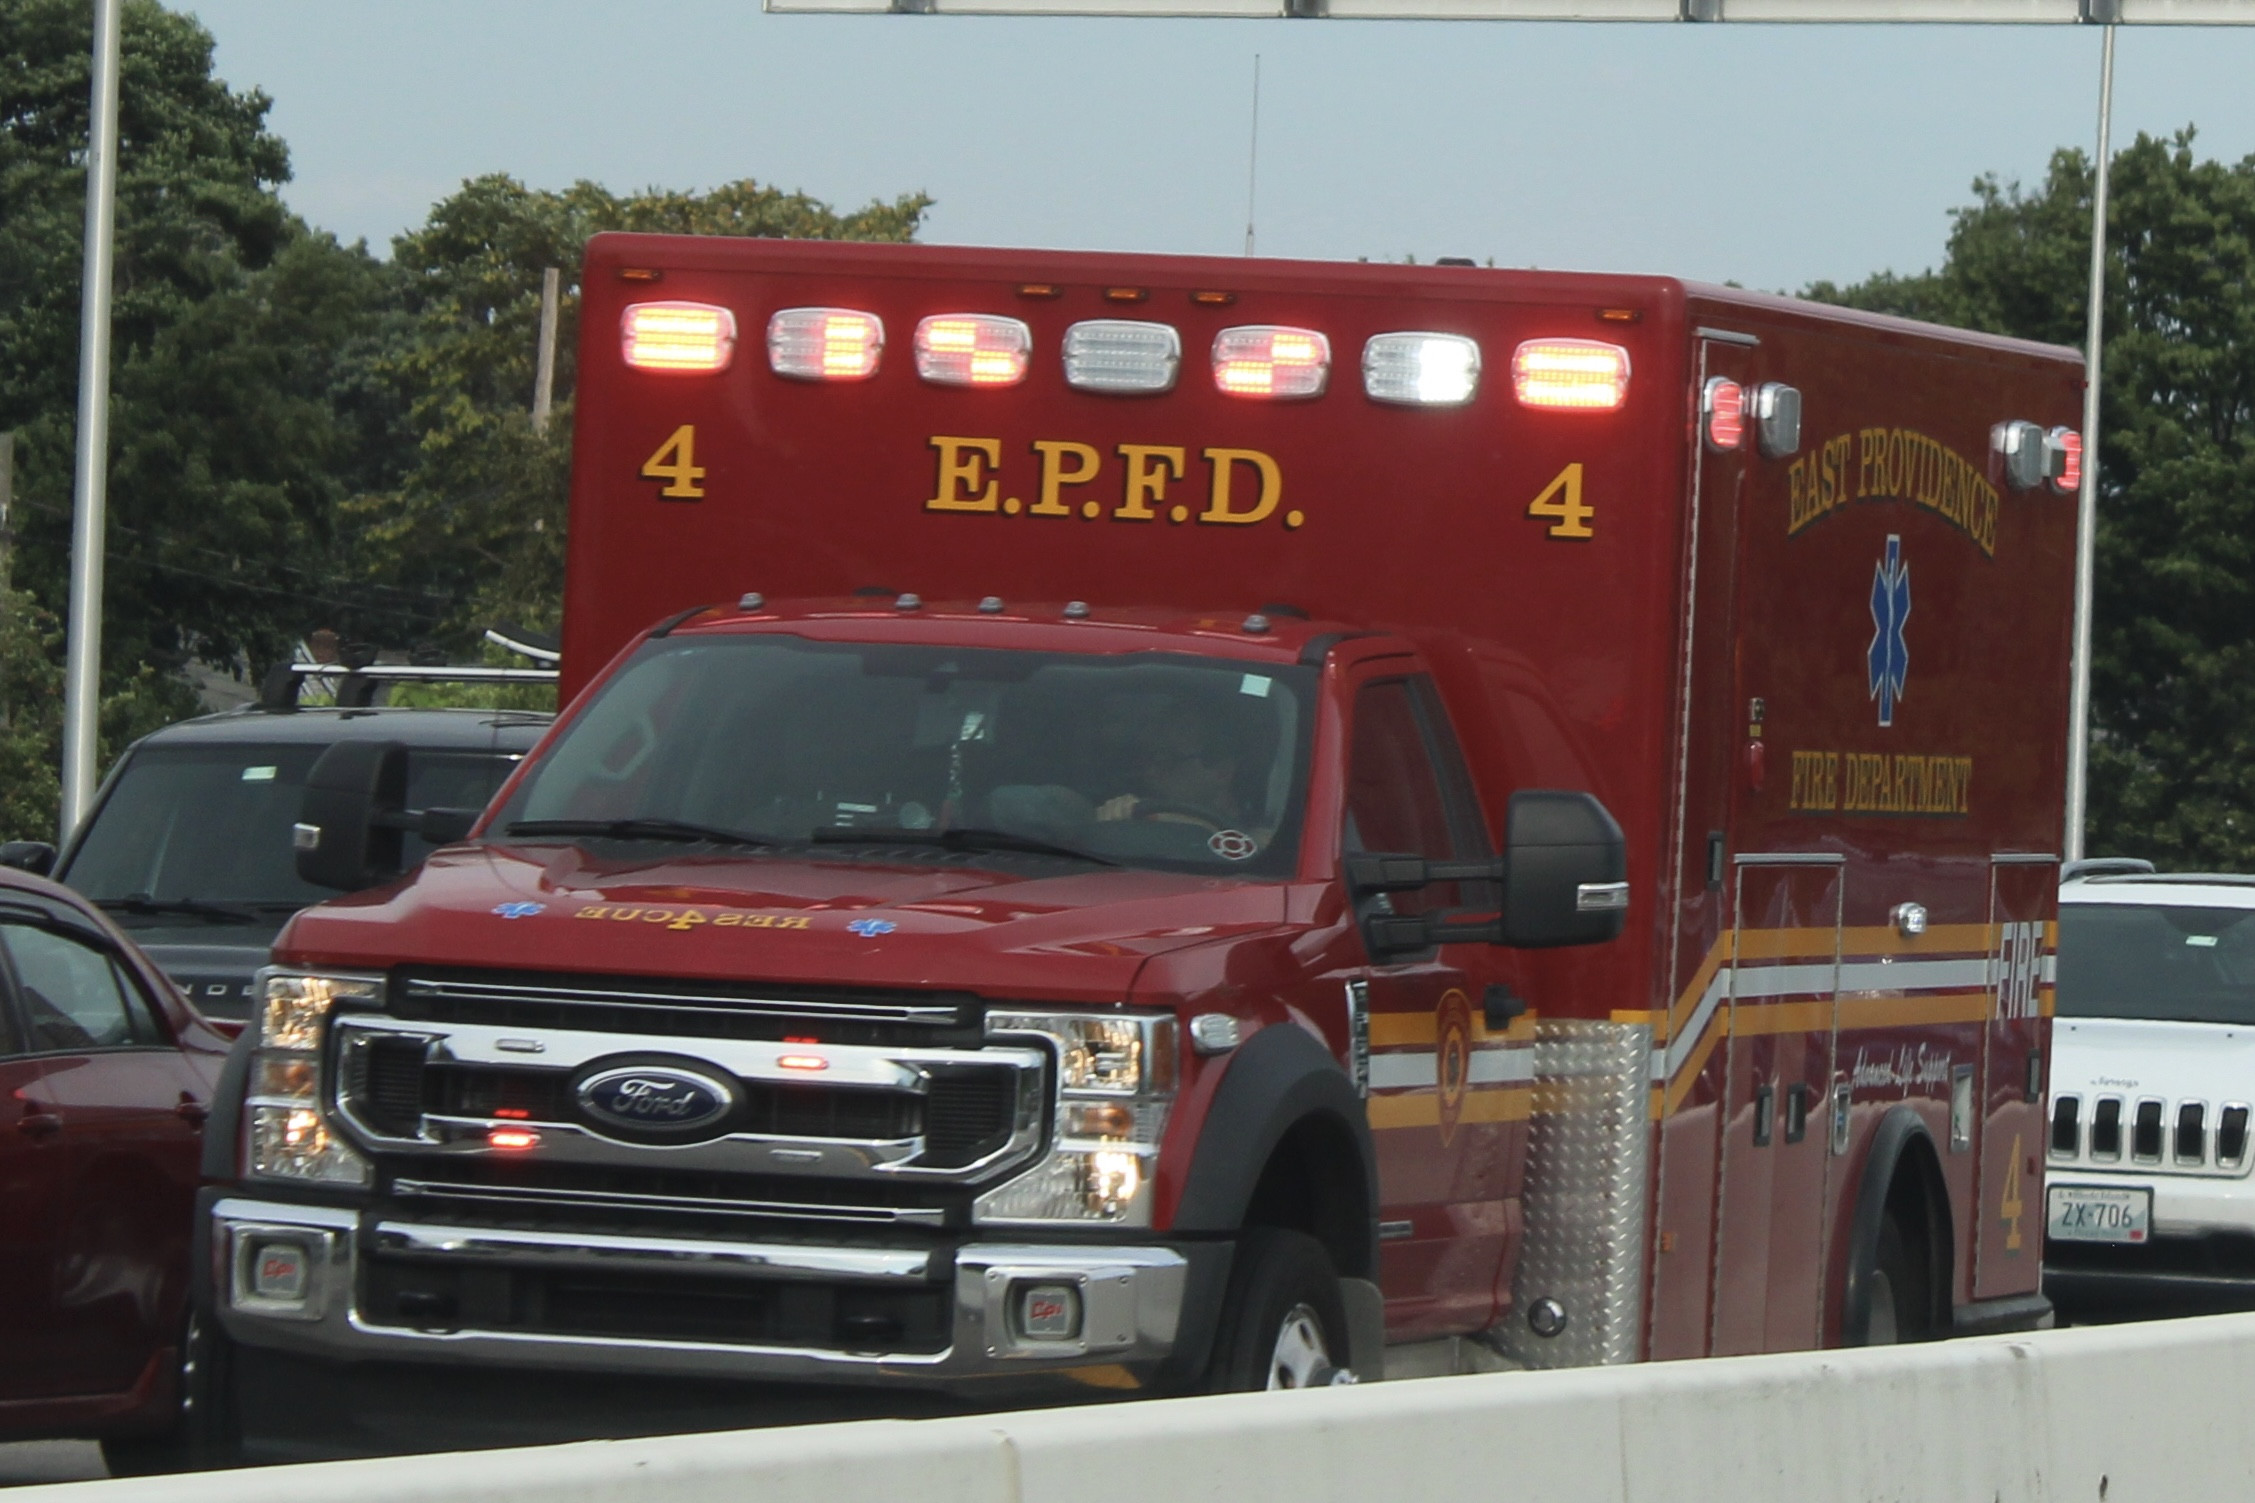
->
[[1840, 1104, 1954, 1344], [1170, 1020, 1377, 1282]]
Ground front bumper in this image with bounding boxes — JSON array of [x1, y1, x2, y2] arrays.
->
[[2045, 1170, 2255, 1316], [208, 1194, 1208, 1393]]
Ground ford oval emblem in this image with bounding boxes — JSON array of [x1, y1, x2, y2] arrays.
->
[[576, 1062, 738, 1141]]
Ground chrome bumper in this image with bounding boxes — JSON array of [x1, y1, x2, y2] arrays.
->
[[210, 1196, 1191, 1387]]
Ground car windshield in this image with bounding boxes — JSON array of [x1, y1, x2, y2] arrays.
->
[[64, 741, 525, 909], [2057, 901, 2255, 1025], [494, 636, 1315, 875]]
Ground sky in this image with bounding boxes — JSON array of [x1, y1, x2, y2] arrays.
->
[[177, 1, 2255, 294]]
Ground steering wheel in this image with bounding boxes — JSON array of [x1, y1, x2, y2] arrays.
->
[[1131, 801, 1225, 831]]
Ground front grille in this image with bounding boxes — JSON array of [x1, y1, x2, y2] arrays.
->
[[2223, 1107, 2251, 1165], [393, 969, 982, 1047], [2178, 1102, 2207, 1164], [922, 1068, 1020, 1168], [2133, 1099, 2165, 1162], [361, 1037, 432, 1137], [387, 1160, 964, 1228], [2092, 1097, 2123, 1158], [361, 1257, 951, 1354], [2049, 1092, 2253, 1174], [2051, 1095, 2080, 1156]]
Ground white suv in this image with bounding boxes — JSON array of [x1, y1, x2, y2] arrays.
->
[[2046, 862, 2255, 1317]]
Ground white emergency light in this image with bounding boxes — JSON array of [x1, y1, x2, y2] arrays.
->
[[1063, 321, 1181, 394], [1755, 382, 1803, 458], [1511, 339, 1631, 412], [915, 315, 1032, 388], [1212, 326, 1331, 399], [621, 302, 738, 373], [1362, 333, 1481, 407], [1994, 420, 2049, 491], [768, 308, 884, 381], [1702, 377, 1746, 451]]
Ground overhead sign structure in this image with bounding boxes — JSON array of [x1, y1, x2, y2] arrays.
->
[[769, 0, 2249, 20]]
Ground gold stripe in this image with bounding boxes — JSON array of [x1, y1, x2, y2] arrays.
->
[[1836, 990, 1992, 1030], [1367, 1086, 1531, 1130], [1725, 1000, 1832, 1037]]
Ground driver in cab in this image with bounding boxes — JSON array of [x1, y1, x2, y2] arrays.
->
[[1096, 715, 1248, 834]]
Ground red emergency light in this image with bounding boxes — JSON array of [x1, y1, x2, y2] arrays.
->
[[2048, 426, 2084, 493], [777, 1053, 830, 1072], [621, 302, 737, 373], [487, 1127, 540, 1151], [1512, 339, 1631, 412], [1703, 377, 1746, 451], [1212, 326, 1330, 399], [915, 315, 1032, 388], [768, 308, 884, 382]]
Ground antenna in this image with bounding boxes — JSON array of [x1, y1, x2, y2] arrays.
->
[[1244, 54, 1261, 257]]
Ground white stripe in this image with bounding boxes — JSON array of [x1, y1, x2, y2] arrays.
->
[[1656, 953, 2002, 1082], [1368, 1047, 1533, 1092]]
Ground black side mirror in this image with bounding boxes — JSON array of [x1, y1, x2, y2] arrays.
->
[[0, 841, 57, 877], [1499, 790, 1628, 948], [295, 741, 409, 891], [418, 807, 481, 845]]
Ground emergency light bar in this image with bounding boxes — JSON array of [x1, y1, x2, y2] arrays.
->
[[621, 302, 737, 373], [1213, 326, 1330, 399], [1362, 333, 1480, 407], [1064, 320, 1182, 394], [768, 308, 884, 381], [916, 315, 1032, 387], [1512, 339, 1631, 411]]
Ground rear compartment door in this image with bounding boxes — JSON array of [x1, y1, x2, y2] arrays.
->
[[1975, 854, 2055, 1300]]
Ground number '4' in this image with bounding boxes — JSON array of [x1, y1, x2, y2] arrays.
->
[[642, 424, 706, 500], [1527, 463, 1593, 540]]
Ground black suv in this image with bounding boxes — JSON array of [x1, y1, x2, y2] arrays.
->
[[23, 705, 549, 1024]]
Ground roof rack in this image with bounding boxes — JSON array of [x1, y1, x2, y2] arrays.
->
[[258, 661, 558, 712], [2061, 857, 2157, 882]]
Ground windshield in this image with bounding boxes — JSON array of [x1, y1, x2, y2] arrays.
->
[[64, 741, 525, 909], [494, 636, 1315, 875], [2057, 901, 2255, 1025]]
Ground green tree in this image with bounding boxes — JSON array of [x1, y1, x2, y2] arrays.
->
[[346, 175, 933, 643], [1807, 131, 2255, 869]]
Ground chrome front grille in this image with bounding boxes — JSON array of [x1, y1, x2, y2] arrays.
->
[[2050, 1091, 2253, 1175], [391, 971, 980, 1046], [330, 1011, 1048, 1186]]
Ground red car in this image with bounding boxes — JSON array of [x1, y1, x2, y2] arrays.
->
[[0, 864, 228, 1471]]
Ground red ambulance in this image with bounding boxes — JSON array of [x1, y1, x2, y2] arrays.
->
[[189, 236, 2081, 1456]]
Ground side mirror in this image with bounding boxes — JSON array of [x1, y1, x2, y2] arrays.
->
[[295, 741, 409, 891], [1499, 790, 1628, 948], [0, 841, 57, 877], [418, 807, 481, 846]]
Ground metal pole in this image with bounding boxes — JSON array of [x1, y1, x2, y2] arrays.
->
[[532, 267, 561, 431], [2063, 22, 2116, 864], [1243, 55, 1260, 257], [61, 0, 123, 844], [0, 431, 14, 598]]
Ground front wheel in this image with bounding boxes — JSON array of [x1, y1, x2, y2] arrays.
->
[[1204, 1228, 1356, 1391]]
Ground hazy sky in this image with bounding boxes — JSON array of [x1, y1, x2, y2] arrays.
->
[[179, 1, 2255, 293]]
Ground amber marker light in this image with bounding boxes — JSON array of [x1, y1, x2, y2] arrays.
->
[[620, 301, 737, 373], [1511, 338, 1631, 411]]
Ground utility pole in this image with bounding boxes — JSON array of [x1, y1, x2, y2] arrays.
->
[[61, 0, 123, 844], [532, 267, 561, 431], [0, 431, 14, 599], [2063, 22, 2116, 865]]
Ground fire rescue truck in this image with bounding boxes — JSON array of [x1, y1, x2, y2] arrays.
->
[[187, 236, 2081, 1458]]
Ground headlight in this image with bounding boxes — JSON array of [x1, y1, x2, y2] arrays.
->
[[976, 1011, 1178, 1226], [242, 969, 379, 1187]]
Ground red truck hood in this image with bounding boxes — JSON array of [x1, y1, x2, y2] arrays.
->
[[277, 844, 1293, 1004]]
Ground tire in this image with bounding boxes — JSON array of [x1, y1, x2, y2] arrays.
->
[[1863, 1210, 1934, 1346], [100, 1311, 240, 1475], [1203, 1228, 1356, 1391]]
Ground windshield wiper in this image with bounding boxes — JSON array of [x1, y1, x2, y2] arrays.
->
[[504, 818, 773, 848], [94, 895, 262, 925], [809, 827, 1118, 866]]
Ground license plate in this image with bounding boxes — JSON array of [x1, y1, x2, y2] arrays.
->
[[2047, 1184, 2153, 1244]]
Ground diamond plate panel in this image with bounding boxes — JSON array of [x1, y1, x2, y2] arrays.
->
[[1499, 1019, 1653, 1369]]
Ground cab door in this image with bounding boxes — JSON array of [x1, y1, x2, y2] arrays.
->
[[1342, 665, 1519, 1340]]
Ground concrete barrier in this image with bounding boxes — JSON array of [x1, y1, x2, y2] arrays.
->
[[22, 1314, 2255, 1503]]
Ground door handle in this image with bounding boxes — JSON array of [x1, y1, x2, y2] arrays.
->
[[16, 1112, 63, 1139], [175, 1098, 210, 1127]]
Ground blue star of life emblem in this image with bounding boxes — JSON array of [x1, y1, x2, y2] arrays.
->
[[1867, 534, 1911, 728], [847, 918, 897, 937], [491, 902, 545, 920]]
